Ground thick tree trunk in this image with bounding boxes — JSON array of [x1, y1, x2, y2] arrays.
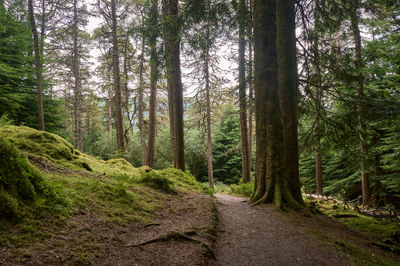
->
[[205, 0, 214, 188], [252, 0, 303, 209], [111, 0, 125, 151], [276, 0, 303, 203], [238, 0, 250, 184], [164, 0, 185, 171], [28, 0, 45, 131], [73, 0, 83, 151], [350, 0, 370, 206], [138, 39, 146, 165], [146, 0, 159, 168]]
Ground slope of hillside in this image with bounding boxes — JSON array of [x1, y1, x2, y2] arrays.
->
[[0, 126, 216, 265]]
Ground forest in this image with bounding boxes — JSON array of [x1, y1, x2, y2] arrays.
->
[[1, 0, 400, 265]]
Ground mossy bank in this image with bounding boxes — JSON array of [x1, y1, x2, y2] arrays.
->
[[0, 126, 215, 265]]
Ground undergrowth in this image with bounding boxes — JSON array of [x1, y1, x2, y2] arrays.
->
[[306, 198, 400, 259], [213, 181, 254, 197]]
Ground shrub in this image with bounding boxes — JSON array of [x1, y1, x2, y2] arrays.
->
[[230, 182, 254, 197]]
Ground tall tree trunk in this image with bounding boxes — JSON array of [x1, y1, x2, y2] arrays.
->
[[111, 0, 125, 151], [247, 0, 253, 179], [205, 0, 214, 188], [73, 0, 83, 151], [164, 0, 185, 171], [238, 0, 250, 183], [146, 0, 159, 168], [315, 74, 323, 195], [313, 0, 323, 195], [277, 0, 303, 203], [28, 0, 45, 131], [138, 38, 146, 165], [123, 36, 132, 147], [252, 0, 303, 209], [350, 0, 370, 206]]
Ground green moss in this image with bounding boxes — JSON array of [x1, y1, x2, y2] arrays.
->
[[0, 125, 210, 256], [0, 137, 42, 218], [139, 171, 175, 193], [306, 198, 400, 259], [0, 126, 76, 163]]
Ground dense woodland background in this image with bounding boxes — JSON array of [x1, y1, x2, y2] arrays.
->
[[1, 0, 400, 207]]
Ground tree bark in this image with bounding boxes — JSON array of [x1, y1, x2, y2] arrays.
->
[[252, 0, 303, 209], [138, 39, 146, 165], [312, 0, 323, 195], [205, 0, 214, 188], [350, 0, 370, 206], [247, 0, 253, 179], [146, 0, 159, 168], [164, 0, 185, 171], [28, 0, 45, 131], [111, 0, 125, 151], [238, 0, 250, 183], [73, 0, 83, 151], [276, 0, 303, 203]]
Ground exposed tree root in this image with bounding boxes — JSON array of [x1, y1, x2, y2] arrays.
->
[[126, 230, 216, 258]]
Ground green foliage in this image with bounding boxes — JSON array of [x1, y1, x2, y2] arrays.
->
[[0, 114, 13, 127], [213, 103, 242, 184], [0, 4, 66, 135], [213, 181, 254, 198], [0, 3, 34, 121], [230, 182, 254, 197], [184, 128, 208, 182]]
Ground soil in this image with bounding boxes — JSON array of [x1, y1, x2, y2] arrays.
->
[[0, 191, 217, 266], [212, 193, 352, 266], [2, 192, 399, 265]]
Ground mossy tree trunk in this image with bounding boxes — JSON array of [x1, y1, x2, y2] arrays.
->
[[251, 0, 303, 209], [277, 0, 303, 203], [28, 0, 45, 131]]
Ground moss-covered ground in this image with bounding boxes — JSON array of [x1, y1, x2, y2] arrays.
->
[[0, 126, 214, 264], [303, 197, 400, 265]]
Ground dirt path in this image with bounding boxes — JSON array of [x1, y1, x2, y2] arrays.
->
[[212, 193, 352, 266]]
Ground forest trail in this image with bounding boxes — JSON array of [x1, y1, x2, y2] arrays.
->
[[212, 194, 351, 266]]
